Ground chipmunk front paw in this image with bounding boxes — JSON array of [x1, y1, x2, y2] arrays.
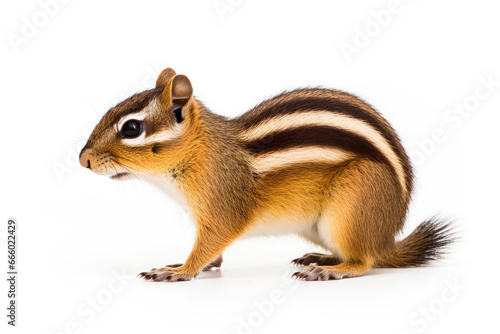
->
[[138, 266, 194, 282]]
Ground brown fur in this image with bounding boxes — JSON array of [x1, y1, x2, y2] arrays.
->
[[80, 68, 454, 282]]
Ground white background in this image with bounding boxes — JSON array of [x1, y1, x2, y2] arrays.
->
[[1, 0, 499, 333]]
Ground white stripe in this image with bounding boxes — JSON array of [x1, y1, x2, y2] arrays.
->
[[122, 126, 183, 147], [115, 110, 149, 133], [241, 111, 407, 194], [253, 147, 355, 174], [115, 99, 159, 132]]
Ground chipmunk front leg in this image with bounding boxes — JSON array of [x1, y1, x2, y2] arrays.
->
[[139, 224, 237, 282]]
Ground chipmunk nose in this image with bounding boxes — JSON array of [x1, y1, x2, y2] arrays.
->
[[79, 145, 93, 169]]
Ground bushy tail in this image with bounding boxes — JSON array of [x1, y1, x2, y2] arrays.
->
[[377, 217, 456, 268]]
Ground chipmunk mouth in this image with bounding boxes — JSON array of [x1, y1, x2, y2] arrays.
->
[[110, 172, 131, 180]]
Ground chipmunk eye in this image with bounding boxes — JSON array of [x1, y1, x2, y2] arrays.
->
[[121, 120, 143, 138]]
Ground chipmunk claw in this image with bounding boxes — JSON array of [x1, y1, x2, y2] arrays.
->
[[292, 271, 308, 280]]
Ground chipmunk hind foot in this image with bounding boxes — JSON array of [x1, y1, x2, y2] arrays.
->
[[291, 252, 342, 266], [292, 260, 372, 281]]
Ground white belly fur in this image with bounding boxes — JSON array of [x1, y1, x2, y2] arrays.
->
[[141, 173, 191, 214], [243, 213, 314, 238], [244, 211, 343, 258]]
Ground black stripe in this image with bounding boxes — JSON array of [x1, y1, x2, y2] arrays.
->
[[238, 91, 412, 192], [240, 96, 396, 149], [244, 125, 393, 169]]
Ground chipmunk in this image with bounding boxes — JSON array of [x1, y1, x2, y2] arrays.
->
[[79, 67, 454, 282]]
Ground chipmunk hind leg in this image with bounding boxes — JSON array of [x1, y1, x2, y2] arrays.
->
[[293, 159, 407, 281]]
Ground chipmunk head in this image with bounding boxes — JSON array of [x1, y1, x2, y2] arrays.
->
[[79, 68, 200, 180]]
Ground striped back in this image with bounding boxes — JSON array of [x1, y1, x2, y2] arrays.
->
[[236, 88, 413, 198]]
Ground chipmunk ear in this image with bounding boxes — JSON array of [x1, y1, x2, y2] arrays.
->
[[171, 75, 194, 123], [171, 75, 193, 107], [156, 68, 177, 88], [160, 74, 194, 123]]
